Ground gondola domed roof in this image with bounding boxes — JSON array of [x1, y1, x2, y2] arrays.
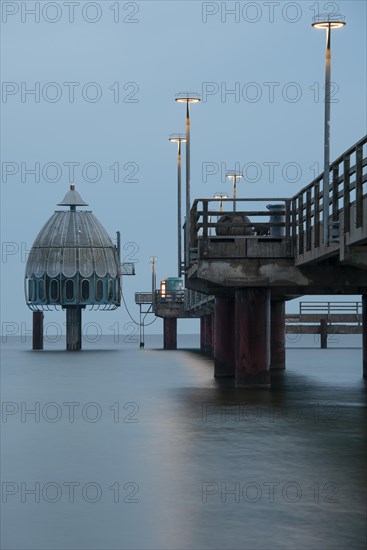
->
[[25, 185, 121, 280]]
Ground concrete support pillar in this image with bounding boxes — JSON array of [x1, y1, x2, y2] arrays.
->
[[320, 319, 328, 349], [235, 288, 271, 388], [164, 317, 177, 350], [32, 311, 44, 350], [363, 295, 367, 379], [214, 297, 235, 377], [270, 300, 286, 369], [66, 307, 82, 351]]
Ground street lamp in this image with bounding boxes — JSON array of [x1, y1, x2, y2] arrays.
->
[[225, 172, 243, 212], [169, 134, 186, 277], [214, 193, 229, 213], [210, 193, 228, 236], [175, 92, 201, 268], [312, 13, 346, 246], [149, 256, 157, 300]]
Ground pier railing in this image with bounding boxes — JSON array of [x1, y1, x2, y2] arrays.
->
[[299, 300, 362, 317], [189, 197, 293, 262], [153, 290, 185, 310], [188, 136, 367, 267], [291, 135, 367, 260]]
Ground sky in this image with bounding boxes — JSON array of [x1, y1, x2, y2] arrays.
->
[[1, 0, 366, 339]]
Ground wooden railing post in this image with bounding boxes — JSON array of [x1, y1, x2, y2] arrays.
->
[[343, 156, 350, 234], [285, 200, 291, 239], [298, 194, 304, 255], [320, 319, 328, 349], [356, 145, 363, 228], [291, 198, 297, 247], [202, 201, 208, 249], [332, 165, 339, 238], [314, 181, 320, 248], [306, 189, 312, 251]]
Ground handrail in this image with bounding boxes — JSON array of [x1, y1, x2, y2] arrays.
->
[[299, 301, 362, 315], [188, 135, 367, 265]]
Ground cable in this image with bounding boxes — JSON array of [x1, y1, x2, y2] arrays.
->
[[121, 291, 158, 327]]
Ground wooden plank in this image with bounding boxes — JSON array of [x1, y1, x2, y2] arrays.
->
[[285, 325, 362, 334], [287, 313, 361, 323]]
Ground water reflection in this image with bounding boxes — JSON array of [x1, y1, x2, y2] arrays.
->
[[1, 337, 366, 549]]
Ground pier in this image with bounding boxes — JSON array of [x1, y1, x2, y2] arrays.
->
[[153, 136, 367, 387]]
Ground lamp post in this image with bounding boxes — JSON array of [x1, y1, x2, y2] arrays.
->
[[312, 13, 346, 246], [169, 134, 186, 277], [175, 92, 201, 269], [214, 193, 229, 213], [225, 172, 243, 212], [149, 256, 157, 303], [211, 193, 228, 236]]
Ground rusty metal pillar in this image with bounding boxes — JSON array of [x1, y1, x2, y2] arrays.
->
[[32, 311, 44, 350], [363, 295, 367, 379], [270, 300, 286, 369], [164, 317, 177, 350], [66, 307, 82, 351], [214, 297, 235, 377], [235, 288, 271, 388], [200, 316, 206, 352], [320, 319, 328, 349], [205, 314, 213, 355]]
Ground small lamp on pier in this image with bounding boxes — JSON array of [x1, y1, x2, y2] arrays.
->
[[225, 172, 243, 212], [214, 193, 229, 213]]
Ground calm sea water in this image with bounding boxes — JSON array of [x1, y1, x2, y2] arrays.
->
[[1, 335, 366, 550]]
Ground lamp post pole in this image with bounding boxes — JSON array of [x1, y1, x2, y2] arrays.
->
[[175, 93, 201, 269], [322, 23, 332, 246], [312, 14, 346, 246], [169, 135, 186, 277], [150, 256, 157, 303]]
